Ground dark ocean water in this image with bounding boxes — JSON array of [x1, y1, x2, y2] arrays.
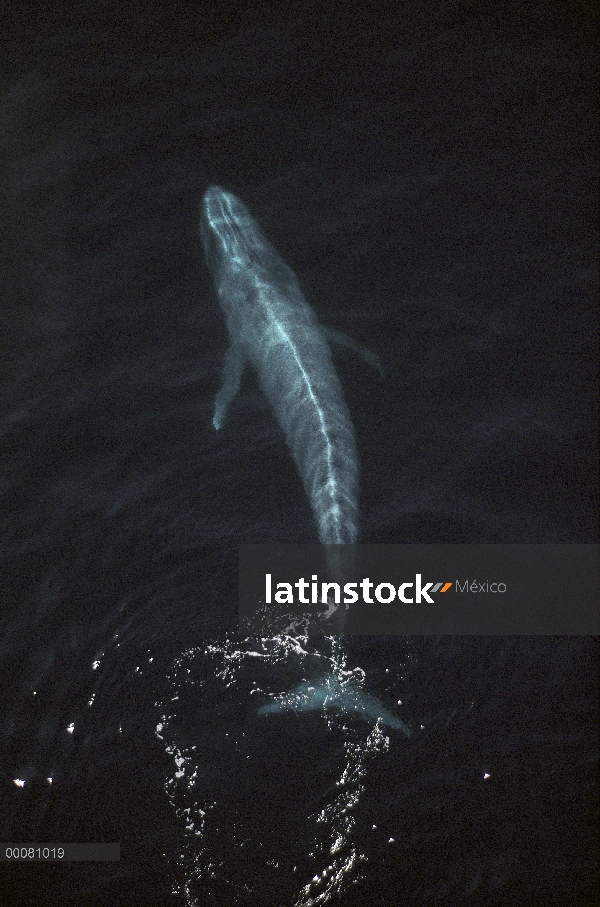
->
[[1, 1, 597, 905]]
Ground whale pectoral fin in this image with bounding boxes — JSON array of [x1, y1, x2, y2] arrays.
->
[[323, 326, 384, 377], [213, 343, 245, 429]]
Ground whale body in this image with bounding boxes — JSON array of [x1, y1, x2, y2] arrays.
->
[[258, 675, 411, 736], [200, 186, 359, 544]]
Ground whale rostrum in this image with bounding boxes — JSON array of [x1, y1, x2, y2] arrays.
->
[[200, 185, 372, 545], [258, 674, 411, 736]]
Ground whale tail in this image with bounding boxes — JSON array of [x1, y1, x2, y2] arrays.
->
[[258, 674, 411, 736]]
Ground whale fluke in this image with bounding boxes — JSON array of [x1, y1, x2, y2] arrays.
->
[[258, 674, 411, 736]]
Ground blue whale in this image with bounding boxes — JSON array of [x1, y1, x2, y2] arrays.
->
[[200, 189, 402, 720], [200, 186, 360, 545]]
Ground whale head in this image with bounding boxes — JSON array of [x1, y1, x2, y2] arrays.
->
[[200, 185, 266, 276]]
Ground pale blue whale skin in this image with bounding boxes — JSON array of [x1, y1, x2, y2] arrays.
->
[[257, 675, 411, 736], [200, 186, 359, 545], [200, 190, 391, 697]]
